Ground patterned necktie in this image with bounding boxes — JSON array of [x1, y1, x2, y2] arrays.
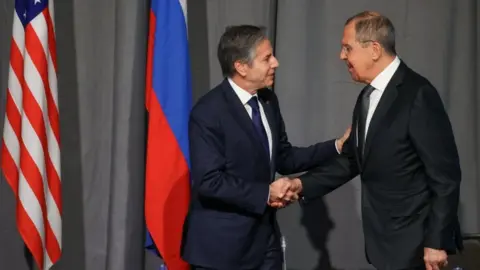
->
[[247, 96, 269, 156], [357, 84, 375, 158]]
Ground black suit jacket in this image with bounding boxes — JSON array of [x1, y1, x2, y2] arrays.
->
[[300, 62, 462, 270], [181, 79, 338, 269]]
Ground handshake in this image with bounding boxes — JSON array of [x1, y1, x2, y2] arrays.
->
[[268, 177, 302, 208]]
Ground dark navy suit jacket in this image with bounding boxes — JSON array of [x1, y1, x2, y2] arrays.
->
[[181, 79, 338, 269]]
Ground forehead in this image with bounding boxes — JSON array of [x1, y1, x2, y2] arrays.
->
[[254, 39, 273, 57], [342, 22, 357, 44]]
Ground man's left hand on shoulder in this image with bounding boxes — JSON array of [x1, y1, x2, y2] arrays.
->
[[335, 126, 351, 153]]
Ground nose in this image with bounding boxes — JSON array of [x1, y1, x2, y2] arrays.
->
[[340, 49, 346, 60], [271, 56, 279, 68]]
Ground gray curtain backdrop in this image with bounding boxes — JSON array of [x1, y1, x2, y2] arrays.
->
[[0, 0, 478, 269]]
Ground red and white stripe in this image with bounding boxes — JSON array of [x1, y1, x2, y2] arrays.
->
[[1, 2, 62, 270]]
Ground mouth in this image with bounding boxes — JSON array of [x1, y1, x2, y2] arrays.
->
[[346, 62, 354, 72]]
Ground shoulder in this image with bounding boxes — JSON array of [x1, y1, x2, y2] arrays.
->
[[400, 63, 441, 99], [401, 64, 433, 89], [191, 83, 226, 120], [400, 64, 445, 109]]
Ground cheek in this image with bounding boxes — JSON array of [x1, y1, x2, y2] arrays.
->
[[263, 67, 271, 77], [254, 66, 269, 78], [245, 69, 258, 80], [350, 59, 364, 73]]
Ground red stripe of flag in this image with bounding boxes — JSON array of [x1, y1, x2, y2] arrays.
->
[[144, 0, 191, 269], [1, 2, 62, 269]]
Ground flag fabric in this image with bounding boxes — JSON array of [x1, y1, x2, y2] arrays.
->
[[1, 0, 62, 269], [144, 0, 191, 269]]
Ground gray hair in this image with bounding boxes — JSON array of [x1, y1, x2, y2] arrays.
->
[[217, 25, 267, 77], [345, 11, 396, 55]]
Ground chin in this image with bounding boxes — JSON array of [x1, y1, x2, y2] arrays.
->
[[349, 73, 361, 82]]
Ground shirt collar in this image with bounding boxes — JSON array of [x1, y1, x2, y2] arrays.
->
[[228, 77, 257, 105], [370, 56, 401, 92]]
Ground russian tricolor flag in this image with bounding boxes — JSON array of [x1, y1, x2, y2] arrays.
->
[[144, 0, 191, 269]]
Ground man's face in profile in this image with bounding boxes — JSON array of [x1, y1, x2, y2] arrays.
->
[[243, 39, 279, 89], [340, 22, 374, 83]]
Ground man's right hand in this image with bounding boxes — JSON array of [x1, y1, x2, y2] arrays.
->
[[268, 177, 303, 208], [268, 177, 290, 206]]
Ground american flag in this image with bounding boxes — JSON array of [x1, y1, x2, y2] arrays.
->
[[1, 0, 61, 269]]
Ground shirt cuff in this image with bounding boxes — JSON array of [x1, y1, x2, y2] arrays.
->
[[334, 139, 341, 154]]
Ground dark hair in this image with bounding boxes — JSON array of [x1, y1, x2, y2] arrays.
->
[[217, 25, 267, 77], [345, 11, 396, 55]]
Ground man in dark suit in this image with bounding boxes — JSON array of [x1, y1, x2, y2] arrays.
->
[[181, 25, 350, 270], [289, 11, 463, 270]]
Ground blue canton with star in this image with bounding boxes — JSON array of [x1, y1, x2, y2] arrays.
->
[[15, 0, 49, 27]]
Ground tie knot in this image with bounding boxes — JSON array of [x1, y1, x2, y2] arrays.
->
[[247, 96, 260, 110], [363, 85, 375, 97]]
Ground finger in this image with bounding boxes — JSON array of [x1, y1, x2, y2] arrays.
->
[[431, 263, 440, 270], [269, 202, 283, 208], [425, 262, 433, 270], [286, 190, 298, 201], [281, 180, 291, 191], [291, 180, 301, 192], [279, 185, 291, 198], [273, 184, 287, 199]]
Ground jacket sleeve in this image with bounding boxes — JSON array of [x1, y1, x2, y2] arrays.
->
[[299, 135, 359, 202], [409, 84, 461, 250], [273, 94, 339, 175]]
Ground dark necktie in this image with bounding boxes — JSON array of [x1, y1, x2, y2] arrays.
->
[[247, 96, 269, 156], [357, 84, 375, 158]]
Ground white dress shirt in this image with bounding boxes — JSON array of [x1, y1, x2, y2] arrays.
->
[[228, 78, 273, 160], [364, 56, 401, 139]]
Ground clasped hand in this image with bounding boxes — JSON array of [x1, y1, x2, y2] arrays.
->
[[268, 177, 302, 208]]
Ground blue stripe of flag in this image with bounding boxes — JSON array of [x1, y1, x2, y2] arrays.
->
[[151, 0, 191, 167]]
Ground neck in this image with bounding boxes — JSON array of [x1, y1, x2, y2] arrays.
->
[[230, 75, 258, 95], [364, 55, 396, 84]]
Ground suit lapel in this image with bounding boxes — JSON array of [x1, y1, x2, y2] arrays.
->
[[362, 63, 406, 164], [222, 80, 271, 163]]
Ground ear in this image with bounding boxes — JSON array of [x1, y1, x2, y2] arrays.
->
[[371, 41, 382, 61], [234, 61, 248, 77]]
